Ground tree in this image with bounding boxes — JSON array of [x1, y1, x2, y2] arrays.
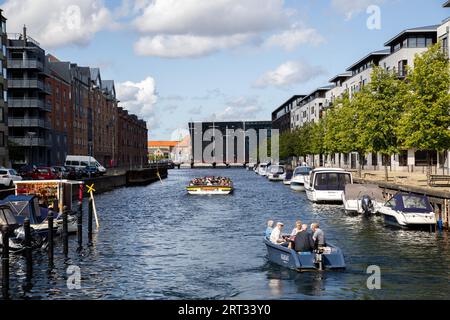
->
[[397, 43, 450, 185], [357, 66, 408, 181]]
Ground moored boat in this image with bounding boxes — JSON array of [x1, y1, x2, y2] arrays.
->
[[267, 165, 286, 182], [305, 168, 353, 203], [378, 193, 436, 229], [264, 237, 346, 271], [283, 170, 293, 185], [342, 184, 385, 215], [290, 166, 312, 191]]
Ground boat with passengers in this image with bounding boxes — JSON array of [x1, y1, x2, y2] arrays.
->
[[264, 237, 346, 271], [186, 177, 234, 195]]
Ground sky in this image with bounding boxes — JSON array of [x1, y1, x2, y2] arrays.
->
[[0, 0, 449, 140]]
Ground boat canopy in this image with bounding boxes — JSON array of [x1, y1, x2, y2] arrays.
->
[[0, 205, 19, 227], [385, 193, 433, 213], [270, 165, 285, 174], [294, 166, 312, 176], [344, 184, 384, 201], [0, 195, 42, 225]]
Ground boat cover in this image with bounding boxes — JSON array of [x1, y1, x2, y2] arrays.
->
[[386, 193, 433, 213]]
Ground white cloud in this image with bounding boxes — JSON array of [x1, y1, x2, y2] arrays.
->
[[2, 0, 115, 48], [134, 34, 252, 58], [265, 24, 325, 51], [131, 0, 324, 58], [254, 60, 326, 88], [133, 0, 289, 36], [116, 77, 158, 127], [209, 96, 263, 121], [331, 0, 384, 20]]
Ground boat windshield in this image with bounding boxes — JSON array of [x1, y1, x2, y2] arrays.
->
[[314, 172, 352, 191], [294, 167, 312, 176], [270, 166, 285, 174], [402, 195, 431, 210]]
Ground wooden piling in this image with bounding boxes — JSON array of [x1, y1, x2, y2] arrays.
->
[[24, 218, 32, 277], [88, 198, 93, 243], [48, 214, 54, 267], [62, 212, 68, 257], [77, 201, 83, 249], [1, 225, 9, 299]]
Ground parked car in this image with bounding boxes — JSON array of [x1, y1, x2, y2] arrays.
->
[[31, 167, 57, 180], [52, 166, 70, 179], [66, 167, 83, 180], [65, 155, 107, 175], [82, 166, 100, 178], [18, 165, 37, 180], [0, 169, 23, 188]]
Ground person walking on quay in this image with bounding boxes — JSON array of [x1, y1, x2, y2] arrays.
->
[[265, 220, 274, 238], [294, 224, 315, 253], [311, 223, 326, 249], [270, 222, 287, 246]]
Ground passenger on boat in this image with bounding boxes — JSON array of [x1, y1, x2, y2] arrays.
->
[[294, 224, 315, 253], [311, 223, 326, 248], [265, 220, 274, 238], [270, 222, 287, 246], [290, 220, 303, 237]]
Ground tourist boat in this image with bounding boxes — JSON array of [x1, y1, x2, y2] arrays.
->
[[290, 166, 312, 191], [263, 237, 346, 271], [283, 170, 293, 185], [267, 165, 286, 182], [186, 177, 234, 195], [378, 193, 436, 229], [342, 184, 385, 215], [305, 168, 353, 203]]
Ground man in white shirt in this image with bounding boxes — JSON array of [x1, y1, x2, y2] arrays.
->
[[270, 222, 286, 245]]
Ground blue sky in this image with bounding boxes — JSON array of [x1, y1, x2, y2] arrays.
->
[[1, 0, 449, 140]]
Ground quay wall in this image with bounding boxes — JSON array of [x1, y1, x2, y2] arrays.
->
[[354, 178, 450, 230]]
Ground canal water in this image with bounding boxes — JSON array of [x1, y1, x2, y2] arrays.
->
[[4, 169, 450, 300]]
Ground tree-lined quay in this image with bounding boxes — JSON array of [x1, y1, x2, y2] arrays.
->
[[280, 44, 450, 185]]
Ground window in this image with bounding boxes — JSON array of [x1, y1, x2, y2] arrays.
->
[[0, 131, 4, 147], [409, 37, 417, 48], [417, 37, 426, 47], [426, 38, 433, 47]]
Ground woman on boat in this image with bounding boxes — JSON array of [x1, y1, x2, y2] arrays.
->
[[290, 220, 303, 237]]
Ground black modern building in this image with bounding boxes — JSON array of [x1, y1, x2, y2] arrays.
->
[[272, 95, 304, 134], [189, 121, 272, 164]]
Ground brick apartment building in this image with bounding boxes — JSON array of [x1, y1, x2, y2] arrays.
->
[[3, 24, 148, 169]]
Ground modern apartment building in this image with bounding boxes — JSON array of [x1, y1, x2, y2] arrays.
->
[[324, 72, 352, 109], [272, 95, 304, 135], [439, 2, 450, 58], [7, 26, 52, 167], [0, 10, 8, 167], [291, 85, 333, 129]]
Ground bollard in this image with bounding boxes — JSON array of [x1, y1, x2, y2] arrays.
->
[[48, 214, 54, 267], [77, 201, 83, 249], [1, 225, 10, 299], [88, 198, 93, 243], [62, 211, 68, 257], [24, 218, 32, 277]]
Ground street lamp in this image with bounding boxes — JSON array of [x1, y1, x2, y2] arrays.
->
[[26, 131, 36, 165]]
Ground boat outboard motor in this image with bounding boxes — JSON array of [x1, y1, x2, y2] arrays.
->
[[361, 195, 373, 216], [314, 249, 324, 271]]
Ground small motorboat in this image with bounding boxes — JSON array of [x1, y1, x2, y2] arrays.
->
[[0, 195, 78, 237], [305, 168, 353, 203], [263, 237, 346, 271], [267, 165, 286, 182], [290, 166, 312, 191], [342, 184, 385, 215], [256, 163, 269, 176], [0, 204, 43, 253], [378, 193, 436, 229], [187, 177, 234, 195]]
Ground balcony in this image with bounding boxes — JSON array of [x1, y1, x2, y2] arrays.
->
[[8, 98, 52, 111], [7, 59, 44, 70], [8, 79, 52, 93], [9, 136, 51, 147], [8, 117, 52, 129]]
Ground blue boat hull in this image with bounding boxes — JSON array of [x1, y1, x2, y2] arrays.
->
[[264, 238, 346, 271]]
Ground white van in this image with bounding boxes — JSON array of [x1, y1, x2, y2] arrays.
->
[[65, 155, 107, 175]]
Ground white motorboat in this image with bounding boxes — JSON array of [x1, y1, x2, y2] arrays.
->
[[256, 163, 269, 176], [267, 165, 286, 181], [283, 170, 293, 185], [342, 184, 385, 215], [378, 193, 436, 229], [290, 166, 312, 191], [305, 168, 353, 203]]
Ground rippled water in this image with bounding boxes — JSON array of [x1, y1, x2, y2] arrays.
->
[[3, 169, 450, 300]]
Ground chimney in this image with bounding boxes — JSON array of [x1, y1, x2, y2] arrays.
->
[[23, 24, 27, 46]]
